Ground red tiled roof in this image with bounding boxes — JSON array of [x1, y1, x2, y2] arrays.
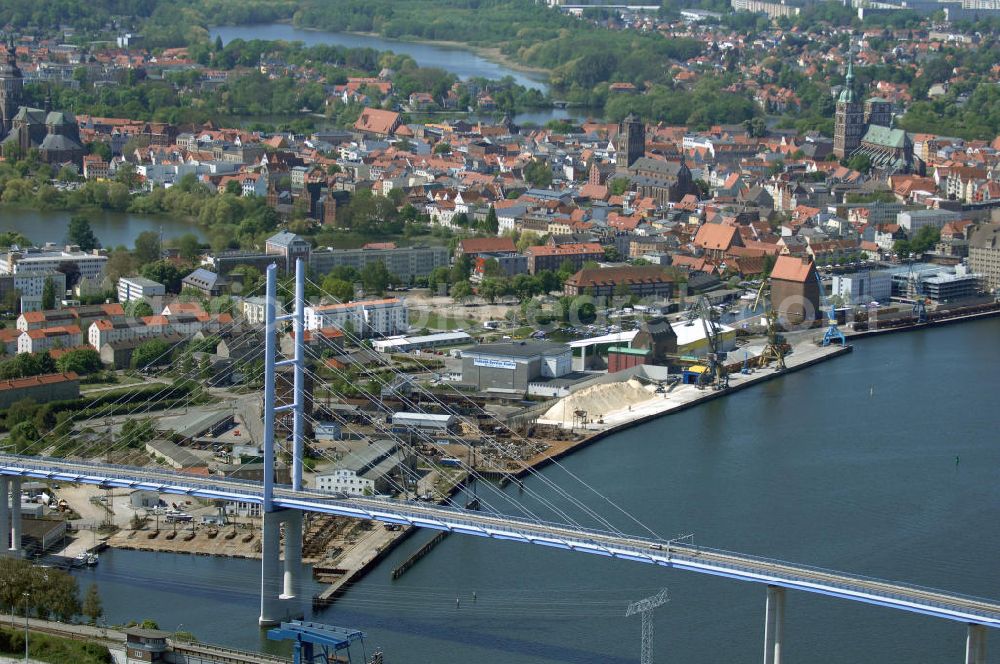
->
[[0, 372, 79, 392], [770, 255, 815, 283], [459, 237, 516, 255]]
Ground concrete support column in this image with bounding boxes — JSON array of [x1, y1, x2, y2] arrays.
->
[[763, 585, 785, 664], [281, 510, 303, 600], [9, 478, 21, 555], [965, 624, 987, 664], [0, 477, 9, 551], [259, 510, 284, 626]]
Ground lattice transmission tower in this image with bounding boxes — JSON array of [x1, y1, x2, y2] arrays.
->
[[625, 588, 669, 664]]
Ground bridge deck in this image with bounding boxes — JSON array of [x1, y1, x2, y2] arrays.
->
[[2, 454, 998, 629]]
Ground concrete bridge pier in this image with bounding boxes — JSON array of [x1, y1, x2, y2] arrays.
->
[[1, 477, 23, 556], [965, 624, 987, 664], [281, 510, 302, 600], [259, 509, 304, 627], [0, 477, 9, 551], [763, 585, 785, 664]]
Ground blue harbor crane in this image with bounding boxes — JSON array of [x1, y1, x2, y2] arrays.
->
[[815, 269, 846, 346]]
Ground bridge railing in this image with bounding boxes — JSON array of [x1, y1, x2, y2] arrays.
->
[[4, 454, 1000, 622]]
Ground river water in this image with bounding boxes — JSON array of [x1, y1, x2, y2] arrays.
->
[[211, 24, 549, 93], [0, 208, 205, 248], [75, 318, 1000, 662]]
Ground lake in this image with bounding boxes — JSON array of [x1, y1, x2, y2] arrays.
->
[[0, 209, 205, 248], [76, 318, 1000, 663]]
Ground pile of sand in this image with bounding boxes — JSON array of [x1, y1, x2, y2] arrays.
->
[[542, 379, 657, 424]]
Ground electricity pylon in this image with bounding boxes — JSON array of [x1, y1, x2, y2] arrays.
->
[[626, 588, 668, 664]]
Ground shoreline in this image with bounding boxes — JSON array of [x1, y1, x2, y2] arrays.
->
[[85, 305, 997, 612], [338, 30, 552, 81], [234, 20, 552, 82]]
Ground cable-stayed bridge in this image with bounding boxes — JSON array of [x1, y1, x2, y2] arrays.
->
[[0, 453, 996, 663], [0, 260, 994, 664]]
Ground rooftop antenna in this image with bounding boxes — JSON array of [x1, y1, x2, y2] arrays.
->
[[626, 588, 669, 664]]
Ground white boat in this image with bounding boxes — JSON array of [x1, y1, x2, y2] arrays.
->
[[86, 553, 99, 566]]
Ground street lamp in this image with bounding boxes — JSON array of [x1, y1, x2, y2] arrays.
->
[[22, 591, 29, 664]]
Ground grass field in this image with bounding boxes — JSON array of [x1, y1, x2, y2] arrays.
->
[[0, 627, 112, 664]]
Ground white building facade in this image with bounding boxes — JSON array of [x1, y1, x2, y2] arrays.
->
[[305, 298, 408, 338], [315, 469, 375, 496]]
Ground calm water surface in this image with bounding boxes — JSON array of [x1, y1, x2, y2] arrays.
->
[[211, 24, 549, 93], [77, 319, 1000, 662], [0, 208, 205, 248]]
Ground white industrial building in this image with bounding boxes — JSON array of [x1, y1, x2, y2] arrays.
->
[[304, 298, 408, 338], [390, 412, 457, 432], [315, 469, 375, 496], [461, 341, 573, 393], [372, 331, 472, 353], [832, 271, 892, 305]]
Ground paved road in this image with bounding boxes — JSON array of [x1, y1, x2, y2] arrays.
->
[[4, 454, 1000, 630]]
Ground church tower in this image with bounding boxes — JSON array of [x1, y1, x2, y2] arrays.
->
[[616, 111, 645, 169], [0, 37, 23, 135], [833, 59, 863, 160]]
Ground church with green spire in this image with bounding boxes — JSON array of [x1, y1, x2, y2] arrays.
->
[[833, 57, 920, 175]]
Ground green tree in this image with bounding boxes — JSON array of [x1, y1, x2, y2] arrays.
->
[[131, 339, 173, 370], [909, 225, 941, 254], [42, 277, 57, 310], [140, 261, 185, 293], [450, 280, 473, 303], [523, 159, 553, 188], [133, 231, 162, 264], [81, 583, 103, 625], [482, 205, 499, 235], [846, 153, 872, 174], [126, 300, 154, 317], [176, 234, 202, 261], [56, 348, 103, 375], [8, 421, 40, 454], [67, 215, 99, 251], [608, 177, 630, 196], [321, 276, 355, 303], [360, 261, 392, 295]]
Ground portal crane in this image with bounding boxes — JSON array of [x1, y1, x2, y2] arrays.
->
[[685, 297, 729, 389], [814, 269, 846, 346]]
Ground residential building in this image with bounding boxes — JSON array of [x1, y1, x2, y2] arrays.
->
[[181, 268, 227, 297], [525, 243, 604, 275], [0, 244, 107, 280], [16, 303, 125, 331], [897, 209, 961, 234], [0, 271, 66, 313], [563, 265, 676, 299], [304, 298, 408, 338], [17, 325, 83, 353], [117, 276, 165, 303], [968, 223, 1000, 292], [242, 296, 285, 326], [0, 372, 79, 409], [353, 107, 402, 137], [310, 245, 449, 283]]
